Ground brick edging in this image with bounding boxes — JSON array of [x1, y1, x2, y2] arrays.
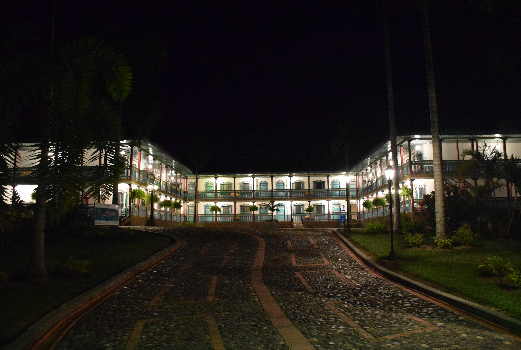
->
[[334, 231, 521, 336], [6, 232, 184, 350]]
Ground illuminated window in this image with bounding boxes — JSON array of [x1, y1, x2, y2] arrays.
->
[[293, 181, 304, 189], [220, 182, 232, 191], [331, 180, 340, 189]]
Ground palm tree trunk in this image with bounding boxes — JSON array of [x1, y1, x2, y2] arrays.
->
[[421, 0, 446, 239], [26, 181, 49, 283], [383, 0, 401, 234]]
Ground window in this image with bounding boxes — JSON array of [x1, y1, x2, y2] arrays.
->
[[276, 181, 285, 189], [331, 180, 340, 189], [315, 204, 325, 214], [222, 205, 231, 214], [240, 205, 250, 214], [205, 182, 214, 191], [294, 204, 304, 214], [259, 205, 268, 214], [220, 182, 232, 191], [259, 181, 268, 191], [313, 181, 325, 189], [293, 181, 304, 189], [241, 182, 250, 191], [188, 182, 196, 191]]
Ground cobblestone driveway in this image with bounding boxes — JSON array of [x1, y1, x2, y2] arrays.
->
[[53, 228, 521, 349]]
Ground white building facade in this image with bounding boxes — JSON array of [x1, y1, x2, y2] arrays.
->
[[7, 134, 521, 225]]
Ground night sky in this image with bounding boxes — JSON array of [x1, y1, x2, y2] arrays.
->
[[4, 0, 521, 173]]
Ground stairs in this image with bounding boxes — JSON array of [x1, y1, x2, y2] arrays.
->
[[276, 221, 295, 229]]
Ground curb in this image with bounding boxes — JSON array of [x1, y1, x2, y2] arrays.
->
[[6, 232, 184, 350], [334, 231, 521, 336]]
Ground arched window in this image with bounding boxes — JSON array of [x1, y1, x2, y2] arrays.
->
[[205, 182, 214, 191]]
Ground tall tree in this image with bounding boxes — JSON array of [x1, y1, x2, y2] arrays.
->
[[2, 37, 132, 283], [420, 0, 446, 239], [382, 0, 402, 234]]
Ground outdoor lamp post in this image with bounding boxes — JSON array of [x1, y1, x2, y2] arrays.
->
[[385, 164, 398, 261], [146, 184, 158, 226], [345, 174, 351, 232]]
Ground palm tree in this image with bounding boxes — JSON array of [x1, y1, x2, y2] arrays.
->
[[3, 37, 132, 283], [249, 204, 259, 223], [266, 200, 281, 221], [420, 0, 446, 239], [382, 0, 402, 234]]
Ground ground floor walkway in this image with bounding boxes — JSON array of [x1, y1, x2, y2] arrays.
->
[[52, 228, 520, 349]]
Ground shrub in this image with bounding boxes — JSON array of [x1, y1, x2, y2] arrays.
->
[[434, 237, 453, 249], [405, 233, 424, 248], [350, 220, 363, 228], [504, 269, 521, 288], [365, 221, 388, 235], [401, 217, 425, 236], [452, 224, 475, 246], [63, 256, 92, 277], [478, 256, 513, 278]]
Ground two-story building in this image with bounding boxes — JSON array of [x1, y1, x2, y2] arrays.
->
[[7, 133, 521, 226]]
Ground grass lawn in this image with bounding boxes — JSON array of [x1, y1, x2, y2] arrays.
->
[[0, 227, 174, 347], [347, 232, 521, 320]]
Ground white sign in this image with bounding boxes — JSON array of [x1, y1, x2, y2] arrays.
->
[[94, 203, 119, 226]]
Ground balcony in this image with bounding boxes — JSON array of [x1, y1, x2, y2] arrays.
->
[[188, 188, 349, 201]]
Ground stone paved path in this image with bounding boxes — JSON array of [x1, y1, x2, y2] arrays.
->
[[52, 228, 521, 349]]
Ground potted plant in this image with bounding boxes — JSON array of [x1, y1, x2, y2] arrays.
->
[[129, 188, 146, 217], [171, 201, 182, 221], [305, 205, 314, 221], [209, 204, 221, 222], [372, 197, 386, 216], [249, 204, 258, 222], [362, 199, 373, 215]]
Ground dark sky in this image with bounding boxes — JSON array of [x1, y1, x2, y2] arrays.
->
[[4, 0, 521, 173]]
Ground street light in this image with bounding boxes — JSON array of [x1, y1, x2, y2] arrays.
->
[[385, 164, 397, 261], [345, 174, 351, 232], [146, 184, 158, 226]]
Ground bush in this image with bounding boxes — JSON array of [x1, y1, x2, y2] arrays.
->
[[405, 233, 424, 248], [478, 255, 521, 289], [350, 220, 363, 228], [434, 237, 453, 249], [504, 269, 521, 288], [63, 257, 91, 277], [452, 224, 475, 246], [401, 216, 425, 235], [48, 257, 92, 278], [365, 221, 388, 235], [478, 256, 513, 278]]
